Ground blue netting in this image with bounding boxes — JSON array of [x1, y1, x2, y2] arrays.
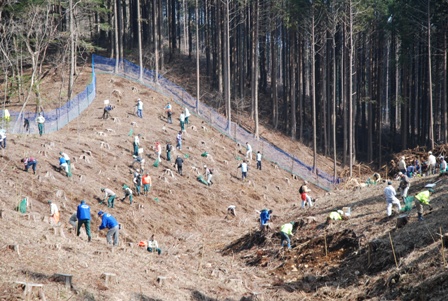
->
[[93, 54, 334, 190], [1, 64, 96, 135]]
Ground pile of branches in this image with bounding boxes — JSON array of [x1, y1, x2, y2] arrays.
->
[[388, 144, 448, 176]]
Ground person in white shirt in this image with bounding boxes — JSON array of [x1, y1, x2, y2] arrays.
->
[[384, 181, 402, 217], [36, 113, 45, 136], [427, 151, 436, 175], [204, 165, 213, 185], [0, 129, 6, 148], [179, 112, 186, 132], [155, 142, 162, 162], [147, 234, 161, 255], [246, 142, 253, 160], [440, 157, 447, 173], [133, 134, 140, 156], [136, 98, 143, 118], [398, 156, 406, 174], [48, 200, 60, 225], [184, 107, 191, 124], [256, 151, 262, 170], [237, 160, 248, 180]]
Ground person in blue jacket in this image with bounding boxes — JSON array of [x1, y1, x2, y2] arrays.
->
[[260, 209, 273, 232], [98, 211, 119, 246], [77, 200, 91, 242]]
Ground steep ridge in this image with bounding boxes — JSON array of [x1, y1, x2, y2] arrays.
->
[[1, 71, 448, 301]]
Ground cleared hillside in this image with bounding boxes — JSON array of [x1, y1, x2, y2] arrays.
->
[[1, 72, 448, 301]]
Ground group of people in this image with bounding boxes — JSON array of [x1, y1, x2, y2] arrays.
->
[[384, 178, 433, 221], [398, 151, 447, 178], [67, 199, 120, 246], [20, 151, 71, 177]]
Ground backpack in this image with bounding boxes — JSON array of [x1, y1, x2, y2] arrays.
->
[[105, 105, 113, 111], [167, 144, 172, 151], [299, 186, 304, 194]]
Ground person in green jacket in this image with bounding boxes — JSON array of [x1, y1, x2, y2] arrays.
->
[[280, 222, 295, 249], [414, 189, 434, 221]]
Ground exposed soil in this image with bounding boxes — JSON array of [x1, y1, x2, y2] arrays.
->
[[1, 69, 448, 301]]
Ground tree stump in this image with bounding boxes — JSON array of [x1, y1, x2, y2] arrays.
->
[[101, 273, 117, 287], [15, 282, 46, 301], [53, 273, 73, 289], [442, 234, 448, 248], [396, 214, 409, 228], [156, 276, 167, 287], [9, 244, 20, 256]]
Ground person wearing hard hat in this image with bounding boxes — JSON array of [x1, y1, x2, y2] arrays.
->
[[280, 222, 295, 249], [384, 181, 402, 217], [414, 189, 434, 221], [98, 211, 119, 246]]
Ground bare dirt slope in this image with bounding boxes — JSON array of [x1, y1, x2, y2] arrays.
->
[[1, 72, 448, 301]]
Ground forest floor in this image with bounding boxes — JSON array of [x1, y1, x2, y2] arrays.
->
[[1, 64, 448, 301]]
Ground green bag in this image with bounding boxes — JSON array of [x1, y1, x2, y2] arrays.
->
[[197, 175, 209, 186], [153, 159, 160, 167], [201, 152, 208, 157], [17, 198, 27, 214], [401, 196, 414, 212]]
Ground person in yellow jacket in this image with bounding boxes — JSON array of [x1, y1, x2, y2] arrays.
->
[[280, 222, 295, 249], [326, 210, 349, 224], [414, 189, 434, 221]]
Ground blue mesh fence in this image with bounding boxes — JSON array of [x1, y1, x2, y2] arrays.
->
[[1, 71, 96, 135], [93, 54, 334, 190]]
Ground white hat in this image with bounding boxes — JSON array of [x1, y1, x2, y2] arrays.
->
[[398, 172, 403, 176], [204, 165, 207, 168], [429, 151, 432, 154]]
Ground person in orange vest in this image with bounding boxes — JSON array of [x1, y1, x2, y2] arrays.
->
[[142, 173, 152, 195]]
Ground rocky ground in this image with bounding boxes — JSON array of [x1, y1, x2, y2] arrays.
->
[[1, 71, 448, 301]]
